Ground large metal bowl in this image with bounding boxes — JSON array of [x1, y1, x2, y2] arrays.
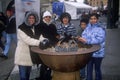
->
[[31, 44, 100, 72]]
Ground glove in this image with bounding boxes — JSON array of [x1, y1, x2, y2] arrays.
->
[[39, 39, 50, 50], [60, 33, 72, 43]]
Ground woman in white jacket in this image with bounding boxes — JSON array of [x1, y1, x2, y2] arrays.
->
[[14, 11, 42, 80]]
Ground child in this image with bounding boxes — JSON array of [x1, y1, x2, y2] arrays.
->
[[57, 12, 77, 39], [78, 18, 89, 36], [78, 18, 89, 80], [77, 13, 106, 80]]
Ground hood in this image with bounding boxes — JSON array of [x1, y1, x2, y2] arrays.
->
[[24, 11, 40, 26]]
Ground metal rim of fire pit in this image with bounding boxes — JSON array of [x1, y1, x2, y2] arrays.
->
[[31, 44, 100, 56]]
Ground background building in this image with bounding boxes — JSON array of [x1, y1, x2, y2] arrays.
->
[[0, 0, 119, 29], [87, 0, 107, 7], [85, 0, 107, 11]]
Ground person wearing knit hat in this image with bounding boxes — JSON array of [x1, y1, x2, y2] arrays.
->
[[42, 11, 53, 25], [38, 10, 59, 80], [43, 11, 52, 18]]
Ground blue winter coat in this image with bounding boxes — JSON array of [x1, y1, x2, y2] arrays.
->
[[82, 23, 106, 57]]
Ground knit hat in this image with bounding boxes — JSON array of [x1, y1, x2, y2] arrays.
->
[[43, 11, 52, 18]]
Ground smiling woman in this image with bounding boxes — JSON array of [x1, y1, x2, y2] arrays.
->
[[14, 11, 41, 80], [28, 15, 35, 25]]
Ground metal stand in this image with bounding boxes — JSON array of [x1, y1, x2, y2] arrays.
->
[[52, 70, 81, 80]]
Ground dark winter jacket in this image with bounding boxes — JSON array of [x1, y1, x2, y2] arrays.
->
[[6, 15, 16, 34], [39, 21, 59, 43]]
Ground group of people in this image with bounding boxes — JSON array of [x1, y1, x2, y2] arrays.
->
[[79, 13, 106, 80], [0, 10, 106, 80]]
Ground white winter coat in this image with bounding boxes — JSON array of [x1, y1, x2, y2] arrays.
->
[[14, 29, 40, 66]]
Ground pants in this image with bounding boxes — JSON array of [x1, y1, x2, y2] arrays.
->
[[3, 33, 17, 56], [87, 57, 103, 80], [19, 65, 32, 80], [39, 64, 51, 80]]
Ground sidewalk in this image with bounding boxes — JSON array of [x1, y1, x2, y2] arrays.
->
[[0, 28, 120, 80], [102, 29, 120, 80]]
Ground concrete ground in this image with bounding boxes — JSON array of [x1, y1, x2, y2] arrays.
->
[[102, 29, 120, 80], [0, 16, 120, 80]]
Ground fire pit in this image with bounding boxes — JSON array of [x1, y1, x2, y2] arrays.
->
[[31, 42, 100, 80]]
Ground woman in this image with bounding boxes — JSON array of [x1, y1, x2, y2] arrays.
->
[[14, 11, 42, 80], [39, 11, 59, 80], [77, 13, 106, 80]]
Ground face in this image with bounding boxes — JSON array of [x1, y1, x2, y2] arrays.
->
[[80, 22, 87, 30], [43, 16, 51, 23], [89, 16, 98, 24], [62, 17, 69, 25], [6, 11, 12, 18], [28, 15, 35, 25]]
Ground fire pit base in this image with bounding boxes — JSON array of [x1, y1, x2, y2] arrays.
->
[[52, 70, 81, 80]]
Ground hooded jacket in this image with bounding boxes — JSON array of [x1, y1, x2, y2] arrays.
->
[[82, 22, 106, 57], [14, 11, 41, 66]]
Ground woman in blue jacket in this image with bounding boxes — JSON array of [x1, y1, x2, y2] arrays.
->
[[77, 13, 106, 80]]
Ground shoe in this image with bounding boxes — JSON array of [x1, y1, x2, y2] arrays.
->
[[0, 53, 8, 59]]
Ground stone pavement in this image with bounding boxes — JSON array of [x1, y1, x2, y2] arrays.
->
[[102, 29, 120, 80], [0, 19, 120, 80]]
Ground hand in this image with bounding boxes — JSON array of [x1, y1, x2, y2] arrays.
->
[[77, 37, 86, 43], [39, 39, 50, 50], [56, 35, 60, 39]]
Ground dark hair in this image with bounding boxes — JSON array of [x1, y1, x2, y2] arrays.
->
[[80, 18, 89, 24], [89, 13, 99, 19], [60, 12, 71, 23]]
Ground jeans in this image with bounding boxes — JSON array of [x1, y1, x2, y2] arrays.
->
[[19, 65, 32, 80], [3, 33, 17, 56], [87, 57, 103, 80]]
